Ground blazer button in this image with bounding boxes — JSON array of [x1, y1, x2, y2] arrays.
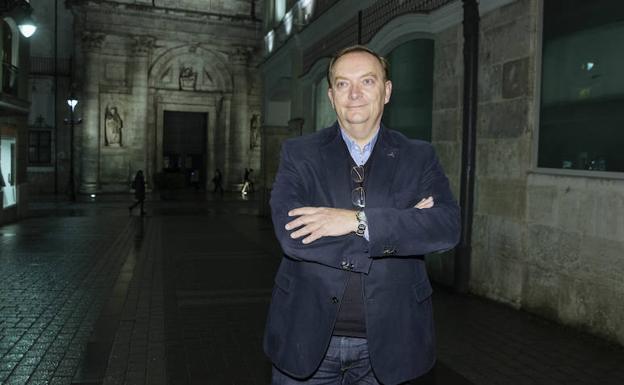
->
[[331, 297, 339, 304]]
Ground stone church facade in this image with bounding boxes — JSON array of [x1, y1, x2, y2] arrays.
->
[[69, 0, 262, 192]]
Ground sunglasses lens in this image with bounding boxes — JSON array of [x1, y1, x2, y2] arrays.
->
[[352, 187, 365, 208], [351, 166, 364, 183]]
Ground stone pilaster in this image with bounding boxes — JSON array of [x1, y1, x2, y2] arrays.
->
[[79, 32, 105, 193], [219, 95, 232, 188], [228, 47, 251, 188], [131, 35, 155, 183]]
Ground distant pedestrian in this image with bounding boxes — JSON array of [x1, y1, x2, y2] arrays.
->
[[212, 168, 224, 196], [190, 169, 200, 190], [241, 168, 255, 195], [129, 170, 146, 216]]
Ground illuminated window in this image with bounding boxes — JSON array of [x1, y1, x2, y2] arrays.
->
[[275, 0, 286, 23], [284, 10, 293, 35], [300, 0, 315, 22], [538, 0, 624, 172], [265, 30, 275, 53]]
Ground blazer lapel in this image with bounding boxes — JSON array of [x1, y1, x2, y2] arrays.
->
[[319, 125, 352, 209], [365, 126, 399, 208]]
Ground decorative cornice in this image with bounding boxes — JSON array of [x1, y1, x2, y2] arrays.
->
[[82, 32, 106, 51], [230, 47, 253, 65], [132, 35, 156, 55], [67, 0, 260, 24]]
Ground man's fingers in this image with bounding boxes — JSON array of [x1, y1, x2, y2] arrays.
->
[[290, 222, 321, 239], [415, 196, 434, 209], [288, 207, 318, 217], [302, 232, 322, 244]]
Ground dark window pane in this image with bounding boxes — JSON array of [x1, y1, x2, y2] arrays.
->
[[382, 39, 434, 141], [538, 0, 624, 172], [28, 130, 53, 165]]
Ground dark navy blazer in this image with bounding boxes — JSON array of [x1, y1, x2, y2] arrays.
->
[[264, 124, 461, 385]]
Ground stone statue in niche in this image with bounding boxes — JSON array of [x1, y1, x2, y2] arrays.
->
[[179, 65, 197, 90], [104, 105, 123, 147], [250, 113, 261, 149]]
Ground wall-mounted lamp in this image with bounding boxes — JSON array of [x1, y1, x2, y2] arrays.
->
[[1, 0, 37, 38]]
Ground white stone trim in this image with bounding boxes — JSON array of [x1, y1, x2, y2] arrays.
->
[[367, 1, 462, 54], [531, 0, 544, 171], [479, 0, 518, 16]]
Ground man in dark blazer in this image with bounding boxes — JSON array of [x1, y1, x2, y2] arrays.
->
[[264, 45, 460, 385]]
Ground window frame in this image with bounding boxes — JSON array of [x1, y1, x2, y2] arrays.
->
[[28, 129, 53, 166], [532, 0, 624, 179]]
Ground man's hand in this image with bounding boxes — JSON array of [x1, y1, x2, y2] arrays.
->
[[415, 196, 434, 209], [285, 207, 356, 244]]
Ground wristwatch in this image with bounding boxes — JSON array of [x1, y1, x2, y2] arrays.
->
[[355, 210, 367, 237]]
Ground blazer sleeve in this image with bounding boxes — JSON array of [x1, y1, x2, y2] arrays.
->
[[365, 145, 461, 257], [270, 142, 372, 273]]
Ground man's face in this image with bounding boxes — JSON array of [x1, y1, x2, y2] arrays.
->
[[328, 51, 392, 145]]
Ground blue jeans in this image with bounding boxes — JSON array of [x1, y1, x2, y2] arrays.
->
[[271, 336, 382, 385]]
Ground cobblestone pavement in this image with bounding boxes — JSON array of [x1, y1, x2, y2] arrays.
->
[[0, 192, 622, 385]]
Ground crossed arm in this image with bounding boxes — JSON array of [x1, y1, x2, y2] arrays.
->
[[270, 142, 459, 272], [286, 196, 434, 244]]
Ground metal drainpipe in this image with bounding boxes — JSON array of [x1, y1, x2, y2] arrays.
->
[[454, 0, 479, 293], [54, 0, 58, 194]]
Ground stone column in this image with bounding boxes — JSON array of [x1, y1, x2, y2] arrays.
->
[[79, 32, 105, 194], [219, 95, 232, 188], [131, 35, 155, 185], [228, 47, 250, 188]]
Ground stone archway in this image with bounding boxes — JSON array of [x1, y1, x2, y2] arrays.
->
[[149, 44, 233, 92], [147, 45, 234, 189]]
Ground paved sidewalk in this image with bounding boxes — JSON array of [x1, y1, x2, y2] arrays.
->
[[0, 192, 622, 385]]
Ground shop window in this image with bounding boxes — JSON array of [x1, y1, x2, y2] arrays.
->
[[1, 137, 17, 207], [538, 0, 624, 172], [29, 130, 52, 165], [382, 39, 434, 141]]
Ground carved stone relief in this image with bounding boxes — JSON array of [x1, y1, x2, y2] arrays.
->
[[82, 32, 106, 51]]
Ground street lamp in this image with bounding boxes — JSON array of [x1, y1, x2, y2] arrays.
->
[[17, 14, 36, 38], [64, 91, 81, 201], [0, 0, 37, 38]]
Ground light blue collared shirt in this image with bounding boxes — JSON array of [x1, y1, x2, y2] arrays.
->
[[339, 127, 380, 241], [339, 127, 379, 166]]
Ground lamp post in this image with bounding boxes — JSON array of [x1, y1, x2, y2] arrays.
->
[[64, 92, 81, 201]]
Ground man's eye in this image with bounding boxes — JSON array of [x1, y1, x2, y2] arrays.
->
[[336, 81, 348, 88], [363, 78, 375, 85]]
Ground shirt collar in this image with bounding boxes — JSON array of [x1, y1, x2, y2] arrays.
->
[[339, 126, 380, 165]]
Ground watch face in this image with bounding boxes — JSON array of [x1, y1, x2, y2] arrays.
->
[[357, 211, 366, 221]]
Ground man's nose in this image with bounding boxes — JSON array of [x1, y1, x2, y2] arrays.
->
[[349, 84, 362, 99]]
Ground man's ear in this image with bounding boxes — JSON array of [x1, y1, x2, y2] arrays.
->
[[327, 87, 336, 110], [384, 80, 393, 104]]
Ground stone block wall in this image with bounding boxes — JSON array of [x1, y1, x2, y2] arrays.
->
[[525, 174, 624, 343], [468, 0, 624, 345], [469, 0, 536, 305], [427, 24, 463, 286]]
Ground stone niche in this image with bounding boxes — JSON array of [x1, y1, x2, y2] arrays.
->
[[98, 93, 136, 189]]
